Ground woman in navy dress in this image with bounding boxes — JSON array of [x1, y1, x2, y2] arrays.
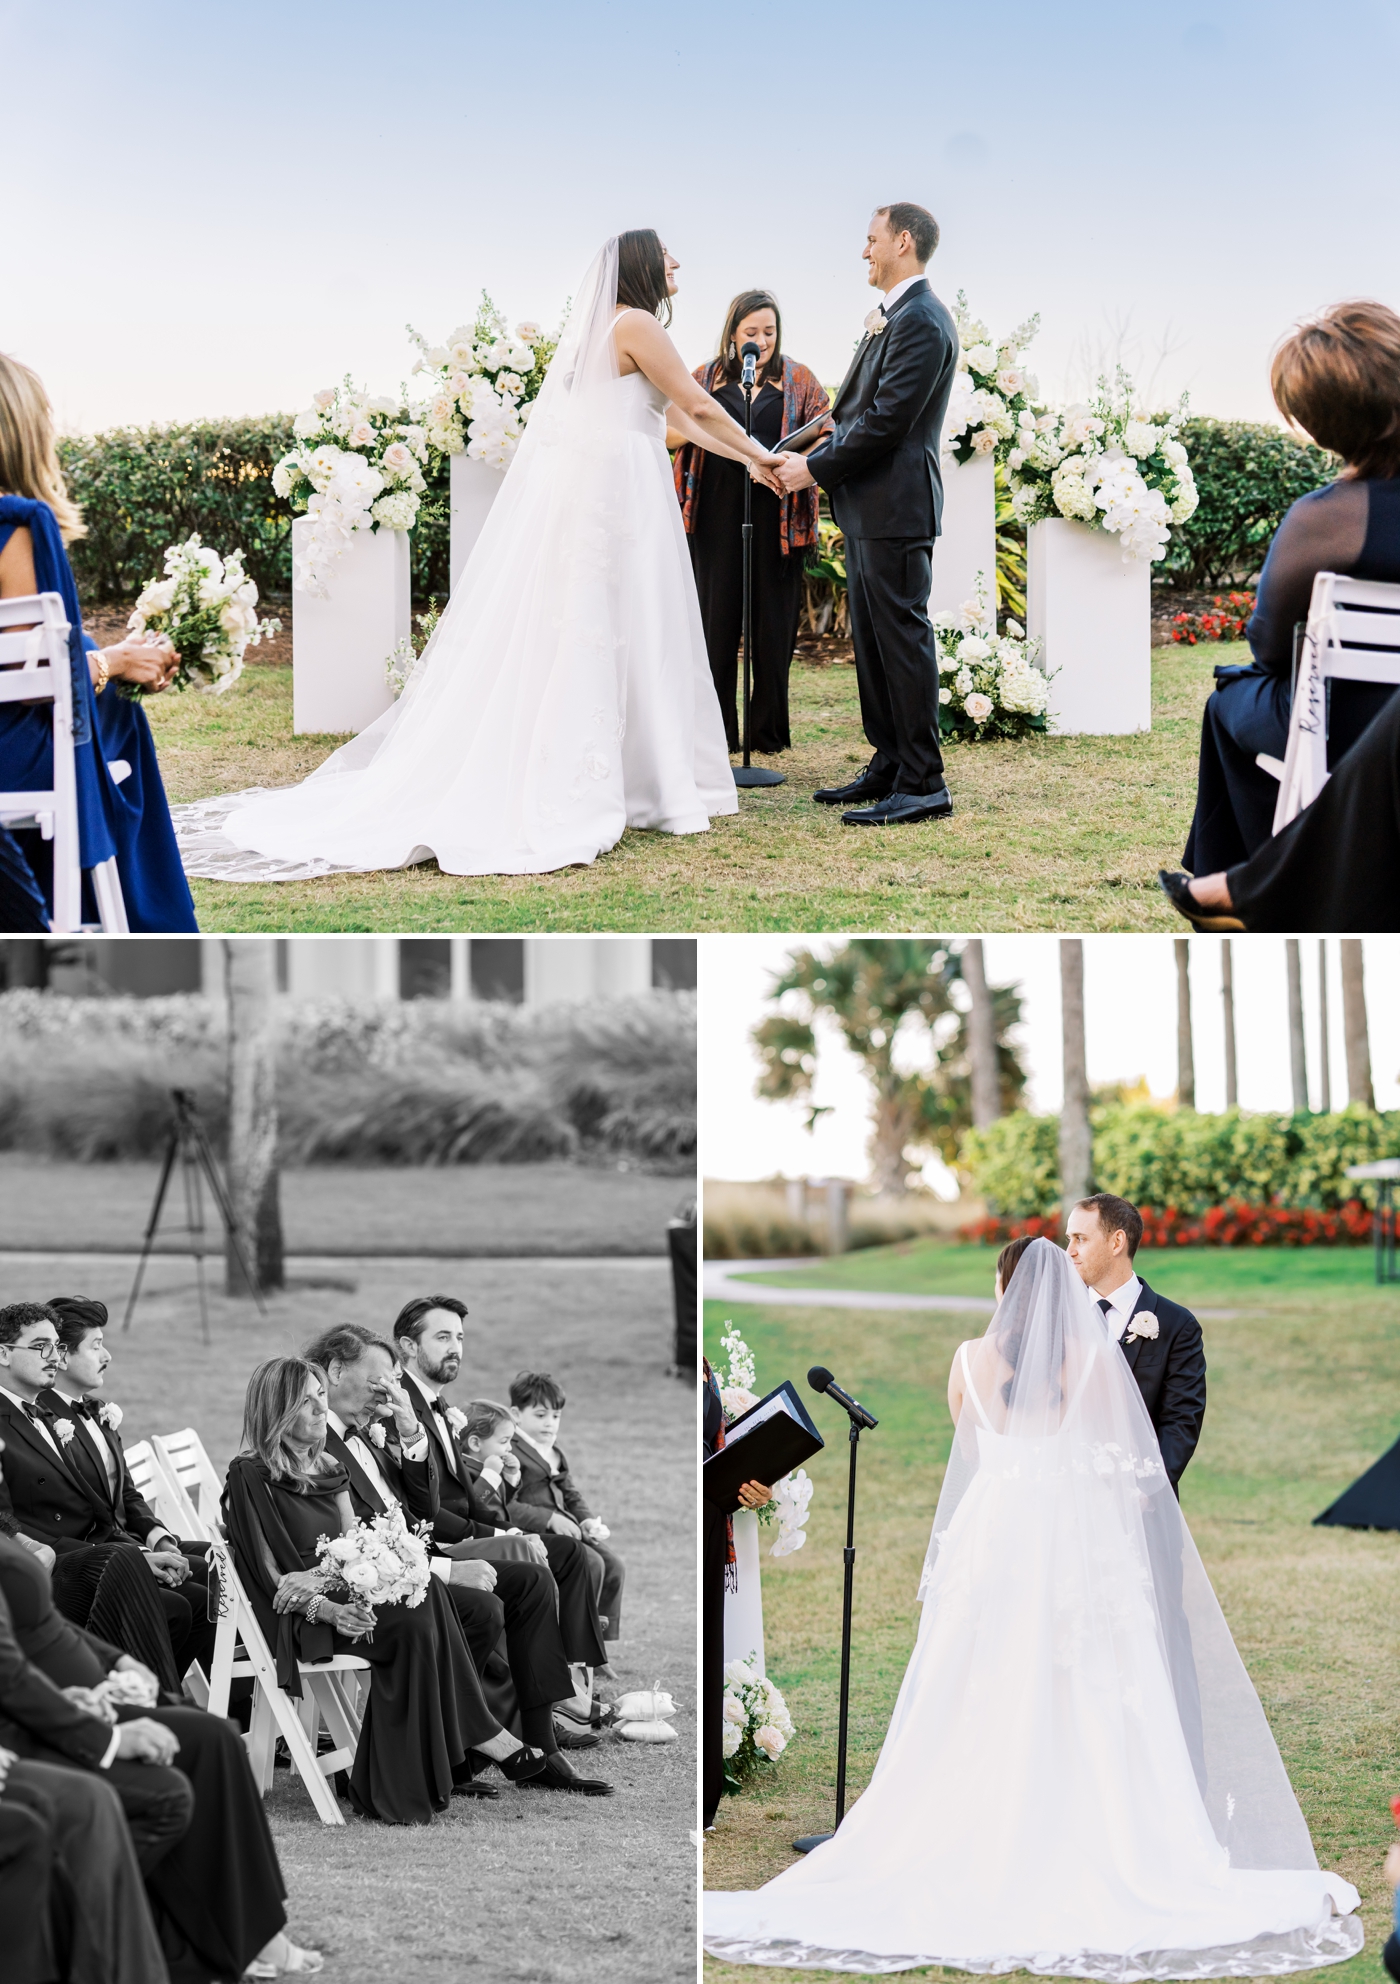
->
[[1183, 300, 1400, 875], [0, 355, 196, 931]]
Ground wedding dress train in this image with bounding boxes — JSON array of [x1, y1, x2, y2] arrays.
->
[[175, 240, 737, 882], [703, 1241, 1362, 1978]]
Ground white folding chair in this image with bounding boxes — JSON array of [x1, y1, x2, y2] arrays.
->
[[0, 589, 128, 931], [1264, 570, 1400, 831], [152, 1429, 369, 1826]]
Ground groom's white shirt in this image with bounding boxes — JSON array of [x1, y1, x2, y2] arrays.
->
[[1092, 1274, 1143, 1340], [878, 275, 925, 313]]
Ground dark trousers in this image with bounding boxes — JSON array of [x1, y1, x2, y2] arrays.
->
[[702, 1500, 728, 1829], [580, 1539, 625, 1643], [538, 1533, 608, 1667], [690, 501, 804, 754], [844, 533, 946, 795], [0, 1787, 58, 1984], [444, 1562, 572, 1751]]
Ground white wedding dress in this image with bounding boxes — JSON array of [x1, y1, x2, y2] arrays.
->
[[175, 239, 737, 881], [704, 1242, 1362, 1979]]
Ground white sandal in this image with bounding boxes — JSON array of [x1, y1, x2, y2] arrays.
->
[[245, 1935, 324, 1976]]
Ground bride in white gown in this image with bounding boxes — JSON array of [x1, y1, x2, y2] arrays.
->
[[177, 232, 777, 881], [703, 1239, 1362, 1979]]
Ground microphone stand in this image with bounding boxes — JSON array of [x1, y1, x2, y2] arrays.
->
[[733, 365, 784, 790], [793, 1413, 863, 1851]]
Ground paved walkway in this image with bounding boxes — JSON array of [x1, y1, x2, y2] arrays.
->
[[704, 1258, 995, 1314]]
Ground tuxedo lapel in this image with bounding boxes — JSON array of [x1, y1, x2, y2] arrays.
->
[[1117, 1285, 1159, 1374], [0, 1397, 106, 1514], [325, 1427, 393, 1518], [833, 281, 930, 413], [413, 1385, 461, 1482]]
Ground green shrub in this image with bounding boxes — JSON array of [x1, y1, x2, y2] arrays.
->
[[1160, 418, 1337, 591], [959, 1111, 1061, 1219]]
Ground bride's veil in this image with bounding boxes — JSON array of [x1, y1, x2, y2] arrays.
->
[[913, 1237, 1321, 1875]]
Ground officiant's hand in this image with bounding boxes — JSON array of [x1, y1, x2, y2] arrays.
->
[[736, 1480, 773, 1510], [772, 453, 816, 493]]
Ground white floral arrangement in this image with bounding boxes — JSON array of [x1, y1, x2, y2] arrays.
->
[[768, 1469, 813, 1558], [315, 1506, 431, 1621], [273, 380, 429, 595], [943, 293, 1042, 465], [721, 1656, 796, 1791], [933, 576, 1051, 741], [717, 1327, 816, 1553], [125, 537, 278, 696], [718, 1325, 758, 1423], [1006, 367, 1198, 563], [409, 295, 557, 471]]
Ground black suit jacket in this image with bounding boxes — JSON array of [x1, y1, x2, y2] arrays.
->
[[322, 1421, 437, 1529], [34, 1390, 169, 1546], [0, 1537, 115, 1768], [0, 1392, 160, 1555], [1118, 1280, 1207, 1492], [388, 1389, 496, 1547], [808, 279, 958, 542]]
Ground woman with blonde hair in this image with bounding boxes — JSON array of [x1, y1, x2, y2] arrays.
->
[[0, 352, 196, 930], [222, 1357, 548, 1824], [1168, 299, 1400, 900]]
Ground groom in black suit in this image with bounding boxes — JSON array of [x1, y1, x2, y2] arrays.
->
[[772, 202, 958, 825], [1065, 1193, 1208, 1491]]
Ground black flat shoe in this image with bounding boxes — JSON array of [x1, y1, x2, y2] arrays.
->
[[842, 787, 953, 827], [814, 772, 895, 807], [1158, 870, 1245, 931], [523, 1752, 616, 1796], [474, 1743, 549, 1784]]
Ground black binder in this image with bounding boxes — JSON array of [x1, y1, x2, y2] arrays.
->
[[702, 1380, 825, 1514]]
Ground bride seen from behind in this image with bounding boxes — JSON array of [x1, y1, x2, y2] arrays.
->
[[182, 231, 777, 883], [704, 1236, 1362, 1979]]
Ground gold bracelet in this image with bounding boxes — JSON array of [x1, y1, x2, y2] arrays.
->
[[91, 649, 110, 694]]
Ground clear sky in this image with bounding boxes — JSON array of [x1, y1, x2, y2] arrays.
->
[[699, 937, 1400, 1191], [9, 0, 1399, 435]]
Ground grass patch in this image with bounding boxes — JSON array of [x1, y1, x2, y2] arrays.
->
[[9, 1245, 695, 1984], [150, 642, 1223, 933], [702, 1269, 1400, 1984]]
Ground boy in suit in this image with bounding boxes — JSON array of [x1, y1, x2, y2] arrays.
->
[[508, 1372, 625, 1649]]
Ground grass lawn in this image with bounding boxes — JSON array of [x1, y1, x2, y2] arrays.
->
[[14, 1245, 695, 1984], [149, 639, 1225, 933], [702, 1257, 1400, 1984]]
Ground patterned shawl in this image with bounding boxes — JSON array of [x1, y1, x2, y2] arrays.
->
[[673, 356, 833, 558]]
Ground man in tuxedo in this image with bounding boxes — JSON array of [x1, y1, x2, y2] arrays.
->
[[1065, 1194, 1208, 1491], [772, 202, 958, 827], [0, 1305, 214, 1681], [305, 1323, 612, 1796]]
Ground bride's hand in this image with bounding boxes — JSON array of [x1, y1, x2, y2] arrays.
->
[[748, 456, 785, 495]]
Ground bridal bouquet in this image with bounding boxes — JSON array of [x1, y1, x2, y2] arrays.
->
[[934, 577, 1051, 741], [717, 1327, 815, 1555], [315, 1506, 432, 1630], [943, 293, 1043, 466], [1006, 367, 1199, 562], [125, 536, 279, 696], [722, 1657, 796, 1792], [273, 381, 430, 595], [409, 296, 558, 471]]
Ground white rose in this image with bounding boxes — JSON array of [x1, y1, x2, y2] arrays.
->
[[292, 409, 321, 440], [970, 427, 998, 454], [515, 321, 541, 343], [344, 1560, 380, 1590], [426, 346, 450, 368], [995, 366, 1026, 397], [381, 441, 414, 478], [964, 692, 994, 724], [721, 1721, 742, 1758], [964, 342, 996, 374], [367, 395, 398, 415], [723, 1660, 756, 1688], [1162, 438, 1188, 466], [347, 421, 376, 449], [754, 1725, 787, 1760], [722, 1694, 747, 1725], [312, 387, 337, 410], [958, 636, 992, 663], [939, 685, 952, 704]]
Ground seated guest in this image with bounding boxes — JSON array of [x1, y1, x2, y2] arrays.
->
[[0, 1305, 214, 1685], [0, 354, 197, 933], [1183, 300, 1400, 876], [391, 1298, 608, 1718], [508, 1371, 626, 1651], [0, 1452, 311, 1980], [223, 1356, 549, 1825], [1162, 682, 1400, 930], [670, 291, 833, 754], [309, 1323, 610, 1794]]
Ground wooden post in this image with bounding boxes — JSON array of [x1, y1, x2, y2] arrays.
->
[[1340, 940, 1374, 1109], [1286, 939, 1308, 1113], [1317, 941, 1331, 1113], [1174, 939, 1195, 1110], [224, 939, 284, 1296], [1220, 940, 1238, 1109], [962, 938, 1000, 1130], [1059, 940, 1092, 1212]]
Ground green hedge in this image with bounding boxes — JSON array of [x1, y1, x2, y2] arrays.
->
[[960, 1104, 1400, 1218], [1158, 418, 1337, 591], [58, 418, 452, 607]]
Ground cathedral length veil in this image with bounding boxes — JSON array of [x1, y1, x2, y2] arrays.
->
[[703, 1239, 1361, 1979], [177, 235, 736, 880]]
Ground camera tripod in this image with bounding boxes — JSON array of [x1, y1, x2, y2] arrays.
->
[[121, 1088, 265, 1339]]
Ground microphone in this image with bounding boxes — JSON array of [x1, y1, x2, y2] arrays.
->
[[740, 339, 760, 388], [808, 1365, 878, 1430]]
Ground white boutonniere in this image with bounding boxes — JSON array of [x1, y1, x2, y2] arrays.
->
[[97, 1402, 122, 1431], [1125, 1313, 1159, 1343], [445, 1406, 468, 1435], [864, 307, 888, 338], [365, 1421, 386, 1450], [52, 1418, 76, 1445]]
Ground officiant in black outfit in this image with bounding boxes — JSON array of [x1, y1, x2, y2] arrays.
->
[[771, 202, 958, 825]]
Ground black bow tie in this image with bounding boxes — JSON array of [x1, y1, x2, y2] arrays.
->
[[430, 1397, 448, 1416]]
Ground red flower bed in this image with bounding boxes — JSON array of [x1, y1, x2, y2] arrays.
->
[[1170, 592, 1256, 644], [962, 1200, 1374, 1247]]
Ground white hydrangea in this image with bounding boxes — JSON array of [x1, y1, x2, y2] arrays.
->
[[1124, 420, 1162, 460], [370, 490, 418, 531], [954, 667, 975, 696], [999, 666, 1050, 715], [1051, 464, 1098, 523]]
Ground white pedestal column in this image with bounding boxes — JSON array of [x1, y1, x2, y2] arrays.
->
[[291, 521, 408, 736], [723, 1509, 765, 1677], [929, 451, 997, 619], [1028, 517, 1152, 736], [449, 452, 505, 590]]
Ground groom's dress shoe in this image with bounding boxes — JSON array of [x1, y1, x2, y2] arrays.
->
[[841, 787, 953, 827], [524, 1752, 616, 1796], [814, 772, 895, 807]]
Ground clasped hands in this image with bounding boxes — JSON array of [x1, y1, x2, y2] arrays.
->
[[748, 452, 816, 497]]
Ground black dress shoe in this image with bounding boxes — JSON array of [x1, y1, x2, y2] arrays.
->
[[452, 1779, 502, 1798], [472, 1743, 549, 1784], [814, 771, 895, 807], [553, 1719, 602, 1749], [841, 787, 953, 827], [523, 1752, 616, 1796], [1158, 870, 1245, 931]]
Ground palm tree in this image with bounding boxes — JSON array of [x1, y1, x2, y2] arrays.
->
[[1220, 940, 1238, 1108], [1340, 940, 1374, 1109], [1059, 940, 1092, 1210], [1174, 939, 1195, 1109], [961, 939, 1000, 1130], [1285, 939, 1308, 1113], [752, 939, 1027, 1197], [224, 938, 284, 1296]]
